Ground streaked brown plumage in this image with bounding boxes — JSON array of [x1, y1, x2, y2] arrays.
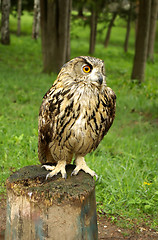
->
[[38, 56, 116, 179]]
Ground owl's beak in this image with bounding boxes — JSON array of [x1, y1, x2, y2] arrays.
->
[[98, 74, 103, 85], [89, 71, 104, 86]]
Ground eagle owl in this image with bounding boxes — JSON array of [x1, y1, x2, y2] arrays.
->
[[38, 56, 116, 179]]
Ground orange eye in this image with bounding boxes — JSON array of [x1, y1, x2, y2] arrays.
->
[[82, 65, 91, 73]]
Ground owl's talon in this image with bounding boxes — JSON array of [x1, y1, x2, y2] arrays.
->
[[72, 156, 98, 180], [44, 161, 67, 179], [71, 166, 80, 176], [94, 173, 98, 181], [42, 165, 56, 171], [62, 172, 67, 179], [46, 173, 51, 180], [71, 168, 98, 180], [71, 169, 79, 176]]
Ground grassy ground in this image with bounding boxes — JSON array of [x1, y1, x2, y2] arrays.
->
[[0, 12, 158, 230]]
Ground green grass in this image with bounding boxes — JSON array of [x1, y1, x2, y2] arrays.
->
[[0, 12, 158, 230]]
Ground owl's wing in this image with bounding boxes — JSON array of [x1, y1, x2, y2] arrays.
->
[[38, 81, 75, 164], [38, 86, 58, 164], [104, 87, 116, 127], [94, 86, 116, 149]]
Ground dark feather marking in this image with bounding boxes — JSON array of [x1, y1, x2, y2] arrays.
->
[[77, 139, 85, 152], [65, 100, 74, 113], [66, 110, 70, 117], [74, 112, 80, 120], [101, 123, 109, 139], [49, 102, 56, 112], [60, 113, 66, 122], [59, 118, 72, 137], [96, 101, 99, 110], [67, 92, 74, 100], [101, 99, 108, 108], [68, 139, 73, 148], [77, 56, 93, 70], [69, 121, 75, 129], [40, 125, 52, 144], [50, 142, 55, 149], [51, 91, 61, 100], [77, 104, 80, 112], [62, 89, 70, 96], [93, 117, 99, 131], [56, 99, 63, 115], [104, 92, 109, 102], [65, 131, 71, 141], [88, 121, 94, 132], [55, 108, 60, 116], [106, 109, 109, 116], [100, 112, 105, 124], [96, 94, 100, 109]]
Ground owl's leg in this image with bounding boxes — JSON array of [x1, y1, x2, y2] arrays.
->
[[71, 156, 98, 180], [42, 160, 67, 179]]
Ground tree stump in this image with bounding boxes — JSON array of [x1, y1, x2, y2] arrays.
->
[[5, 164, 98, 240]]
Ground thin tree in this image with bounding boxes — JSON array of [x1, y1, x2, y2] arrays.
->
[[131, 0, 151, 83], [89, 6, 98, 55], [1, 0, 11, 45], [32, 0, 40, 39], [104, 12, 117, 48], [17, 0, 22, 36], [147, 0, 158, 62], [66, 0, 71, 61], [124, 1, 133, 52], [40, 0, 71, 74]]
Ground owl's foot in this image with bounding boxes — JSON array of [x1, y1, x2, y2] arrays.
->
[[71, 156, 98, 180], [42, 161, 67, 179]]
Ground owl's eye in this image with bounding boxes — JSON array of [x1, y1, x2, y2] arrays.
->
[[82, 65, 91, 73]]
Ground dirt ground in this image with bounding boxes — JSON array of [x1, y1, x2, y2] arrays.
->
[[0, 196, 158, 240]]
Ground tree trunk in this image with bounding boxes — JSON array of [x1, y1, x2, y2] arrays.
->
[[32, 0, 40, 39], [104, 12, 117, 48], [65, 0, 71, 61], [131, 0, 151, 83], [134, 0, 139, 40], [89, 7, 97, 55], [147, 0, 158, 62], [1, 0, 11, 45], [124, 2, 132, 52], [78, 5, 83, 17], [5, 165, 98, 240], [40, 0, 71, 74], [17, 0, 22, 36]]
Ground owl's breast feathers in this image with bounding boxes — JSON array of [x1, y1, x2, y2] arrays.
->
[[38, 81, 116, 163]]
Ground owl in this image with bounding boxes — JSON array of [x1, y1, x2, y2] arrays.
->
[[38, 56, 116, 179]]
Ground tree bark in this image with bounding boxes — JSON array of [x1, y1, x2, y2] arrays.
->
[[124, 2, 132, 52], [147, 0, 158, 62], [1, 0, 11, 45], [104, 12, 117, 48], [32, 0, 40, 39], [131, 0, 151, 83], [40, 0, 71, 74], [17, 0, 22, 36], [89, 7, 98, 55]]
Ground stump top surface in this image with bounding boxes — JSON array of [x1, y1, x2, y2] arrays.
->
[[6, 164, 95, 205]]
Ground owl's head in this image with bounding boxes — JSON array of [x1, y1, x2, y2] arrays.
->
[[59, 56, 106, 88]]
